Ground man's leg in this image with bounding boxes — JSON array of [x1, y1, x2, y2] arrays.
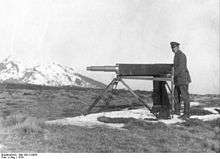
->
[[179, 85, 190, 117], [174, 86, 181, 115]]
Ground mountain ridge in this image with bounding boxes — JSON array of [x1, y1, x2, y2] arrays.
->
[[0, 56, 105, 89]]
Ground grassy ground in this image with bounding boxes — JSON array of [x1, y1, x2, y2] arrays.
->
[[0, 87, 220, 152]]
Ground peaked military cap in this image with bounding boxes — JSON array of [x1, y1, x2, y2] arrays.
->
[[170, 42, 180, 48]]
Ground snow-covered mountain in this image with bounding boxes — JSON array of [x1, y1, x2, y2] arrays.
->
[[0, 56, 105, 88]]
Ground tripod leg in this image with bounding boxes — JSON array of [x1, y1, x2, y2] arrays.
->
[[84, 78, 117, 115], [120, 78, 157, 118], [112, 79, 119, 94], [104, 79, 119, 105], [165, 82, 178, 103], [165, 81, 177, 118]]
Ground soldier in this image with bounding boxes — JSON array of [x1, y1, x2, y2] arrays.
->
[[170, 42, 191, 119]]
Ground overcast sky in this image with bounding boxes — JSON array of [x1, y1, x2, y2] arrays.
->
[[0, 0, 219, 94]]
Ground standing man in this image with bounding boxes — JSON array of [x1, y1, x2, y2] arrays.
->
[[170, 42, 191, 119]]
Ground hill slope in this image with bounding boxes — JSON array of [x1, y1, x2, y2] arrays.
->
[[0, 56, 105, 88]]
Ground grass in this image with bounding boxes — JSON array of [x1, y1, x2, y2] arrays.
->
[[0, 87, 220, 152], [1, 117, 219, 152], [190, 107, 213, 116], [97, 116, 136, 123], [0, 113, 45, 135]]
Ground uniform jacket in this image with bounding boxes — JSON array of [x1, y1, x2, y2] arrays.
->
[[174, 50, 191, 85]]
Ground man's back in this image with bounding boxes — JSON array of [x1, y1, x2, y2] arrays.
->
[[174, 50, 191, 85]]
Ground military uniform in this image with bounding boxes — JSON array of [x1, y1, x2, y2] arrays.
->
[[171, 42, 191, 117]]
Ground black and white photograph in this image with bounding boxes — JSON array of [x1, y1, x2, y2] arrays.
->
[[0, 0, 219, 157]]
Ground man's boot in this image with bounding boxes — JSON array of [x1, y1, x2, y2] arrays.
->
[[184, 101, 190, 117], [179, 101, 190, 119], [174, 103, 181, 115]]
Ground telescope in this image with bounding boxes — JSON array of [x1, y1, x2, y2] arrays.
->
[[85, 63, 175, 119], [87, 63, 173, 76]]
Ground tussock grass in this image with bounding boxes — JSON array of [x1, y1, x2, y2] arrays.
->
[[13, 117, 45, 135], [97, 116, 135, 123], [190, 107, 213, 116], [180, 118, 212, 128], [206, 118, 220, 128], [124, 120, 167, 130], [0, 112, 45, 135], [1, 113, 27, 128]]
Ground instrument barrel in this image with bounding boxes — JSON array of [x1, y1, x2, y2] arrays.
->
[[87, 64, 173, 76], [86, 66, 118, 72]]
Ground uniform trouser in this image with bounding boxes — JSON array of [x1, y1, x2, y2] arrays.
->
[[174, 84, 190, 115]]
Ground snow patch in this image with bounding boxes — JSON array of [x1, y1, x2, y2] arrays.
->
[[103, 108, 155, 119], [159, 115, 184, 124], [190, 102, 201, 106], [191, 114, 220, 121], [47, 112, 124, 129], [46, 108, 185, 128], [47, 106, 220, 129], [181, 102, 201, 107], [203, 107, 220, 114]]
